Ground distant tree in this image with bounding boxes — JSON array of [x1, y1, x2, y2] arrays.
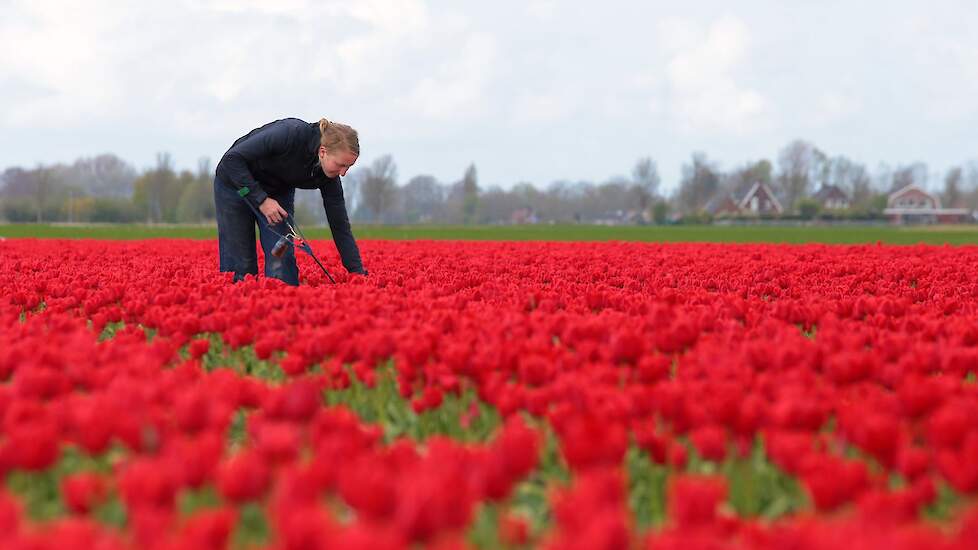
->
[[461, 163, 480, 224], [850, 176, 876, 209], [652, 200, 670, 224], [966, 161, 978, 190], [546, 180, 590, 221], [746, 159, 774, 186], [511, 182, 543, 209], [68, 154, 138, 198], [942, 166, 963, 208], [544, 180, 588, 222], [197, 157, 211, 181], [292, 199, 320, 226], [873, 163, 893, 195], [508, 181, 549, 221], [811, 148, 830, 191], [150, 153, 173, 222], [591, 177, 632, 220], [890, 162, 928, 192], [870, 193, 889, 212], [1, 199, 39, 222], [964, 161, 978, 211], [775, 140, 823, 212], [175, 186, 204, 223], [629, 157, 661, 215], [724, 159, 774, 198], [822, 156, 872, 204], [64, 190, 94, 223], [797, 198, 821, 220], [401, 175, 445, 222], [133, 153, 179, 223], [175, 159, 216, 224], [290, 189, 326, 226], [479, 184, 523, 224], [91, 198, 141, 223], [31, 165, 59, 223], [676, 153, 720, 214], [358, 155, 398, 222], [1, 167, 36, 198], [168, 170, 196, 223], [1, 164, 73, 222], [341, 168, 360, 214]]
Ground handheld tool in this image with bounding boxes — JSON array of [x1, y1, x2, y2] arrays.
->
[[237, 187, 336, 284]]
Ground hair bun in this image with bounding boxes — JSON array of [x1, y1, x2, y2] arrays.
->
[[318, 118, 360, 156]]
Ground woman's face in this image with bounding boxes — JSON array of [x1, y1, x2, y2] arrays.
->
[[319, 147, 358, 178]]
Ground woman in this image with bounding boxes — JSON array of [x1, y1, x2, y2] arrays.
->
[[214, 117, 367, 285]]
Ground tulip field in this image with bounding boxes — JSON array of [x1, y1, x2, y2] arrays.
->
[[2, 235, 978, 549]]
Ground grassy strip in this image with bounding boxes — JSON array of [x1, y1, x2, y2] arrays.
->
[[5, 445, 127, 524], [3, 223, 978, 245], [464, 430, 568, 549], [195, 333, 286, 382], [326, 363, 503, 443]]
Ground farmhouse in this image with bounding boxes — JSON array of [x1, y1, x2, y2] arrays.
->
[[882, 184, 972, 224], [706, 182, 784, 217], [811, 184, 850, 210]]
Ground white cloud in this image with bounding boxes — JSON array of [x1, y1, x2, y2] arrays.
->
[[1, 1, 977, 190], [0, 0, 125, 125], [525, 0, 558, 20], [0, 0, 496, 132], [656, 16, 769, 135], [397, 31, 498, 119], [813, 91, 860, 126], [915, 42, 978, 121], [323, 0, 436, 94], [198, 0, 314, 16], [509, 91, 575, 124]]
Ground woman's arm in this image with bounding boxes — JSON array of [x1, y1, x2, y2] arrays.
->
[[320, 179, 366, 274]]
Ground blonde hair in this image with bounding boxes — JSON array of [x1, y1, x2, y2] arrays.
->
[[318, 118, 359, 156]]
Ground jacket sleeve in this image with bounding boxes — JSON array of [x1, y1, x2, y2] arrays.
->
[[217, 121, 293, 209], [320, 178, 365, 273]]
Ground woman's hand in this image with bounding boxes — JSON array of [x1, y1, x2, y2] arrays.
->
[[259, 198, 288, 225]]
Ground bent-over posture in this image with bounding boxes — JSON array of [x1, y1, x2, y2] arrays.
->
[[214, 117, 367, 285]]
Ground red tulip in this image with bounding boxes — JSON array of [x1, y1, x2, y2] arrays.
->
[[217, 451, 271, 504], [62, 473, 108, 515], [667, 474, 728, 527]]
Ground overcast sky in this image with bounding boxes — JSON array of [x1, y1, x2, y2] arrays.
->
[[2, 0, 977, 193]]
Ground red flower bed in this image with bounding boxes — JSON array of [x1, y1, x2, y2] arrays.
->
[[1, 238, 977, 549]]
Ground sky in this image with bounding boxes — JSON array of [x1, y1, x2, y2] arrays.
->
[[2, 0, 977, 194]]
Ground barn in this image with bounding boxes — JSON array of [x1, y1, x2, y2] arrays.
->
[[811, 184, 851, 210], [707, 182, 784, 217]]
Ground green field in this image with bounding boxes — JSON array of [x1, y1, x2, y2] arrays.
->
[[1, 223, 977, 245]]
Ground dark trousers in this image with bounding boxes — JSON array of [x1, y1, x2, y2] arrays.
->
[[213, 178, 299, 286]]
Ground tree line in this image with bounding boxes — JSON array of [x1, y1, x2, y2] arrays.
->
[[2, 139, 977, 225], [0, 153, 214, 224]]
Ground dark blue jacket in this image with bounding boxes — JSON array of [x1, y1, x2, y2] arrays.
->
[[215, 118, 364, 273]]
